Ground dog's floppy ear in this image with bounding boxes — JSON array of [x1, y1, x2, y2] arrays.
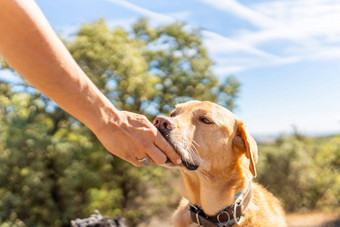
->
[[233, 121, 258, 178]]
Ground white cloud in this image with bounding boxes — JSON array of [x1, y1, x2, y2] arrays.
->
[[198, 0, 340, 72], [198, 0, 278, 28], [55, 0, 339, 76], [304, 46, 340, 61], [103, 0, 274, 57], [166, 11, 192, 21], [202, 30, 276, 58], [253, 0, 340, 61], [105, 0, 175, 24], [104, 0, 280, 74], [240, 0, 340, 45], [199, 0, 340, 45], [106, 0, 191, 23]]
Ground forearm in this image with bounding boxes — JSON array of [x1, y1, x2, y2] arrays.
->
[[0, 0, 116, 132], [0, 0, 182, 166]]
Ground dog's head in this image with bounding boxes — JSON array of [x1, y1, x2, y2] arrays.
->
[[154, 100, 257, 178]]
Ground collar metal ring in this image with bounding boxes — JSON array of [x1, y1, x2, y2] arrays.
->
[[217, 210, 230, 226]]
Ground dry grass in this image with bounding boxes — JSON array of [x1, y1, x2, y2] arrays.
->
[[287, 211, 340, 227]]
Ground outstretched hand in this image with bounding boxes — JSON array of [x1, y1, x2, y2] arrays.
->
[[0, 0, 181, 167], [93, 110, 182, 167]]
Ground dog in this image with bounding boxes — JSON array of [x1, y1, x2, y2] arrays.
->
[[154, 101, 286, 227]]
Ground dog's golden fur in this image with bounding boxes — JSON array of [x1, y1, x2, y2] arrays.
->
[[155, 101, 286, 227]]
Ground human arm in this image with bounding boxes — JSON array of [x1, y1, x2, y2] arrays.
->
[[0, 0, 181, 166]]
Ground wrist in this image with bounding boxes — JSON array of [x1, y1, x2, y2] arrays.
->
[[86, 96, 121, 135]]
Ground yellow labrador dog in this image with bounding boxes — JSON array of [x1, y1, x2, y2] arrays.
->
[[154, 101, 286, 227]]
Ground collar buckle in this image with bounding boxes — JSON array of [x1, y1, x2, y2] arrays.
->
[[233, 202, 241, 225], [188, 182, 252, 227], [195, 209, 201, 225]]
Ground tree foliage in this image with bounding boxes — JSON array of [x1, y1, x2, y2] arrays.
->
[[67, 19, 239, 116], [1, 18, 339, 226], [0, 18, 240, 226], [257, 133, 340, 212]]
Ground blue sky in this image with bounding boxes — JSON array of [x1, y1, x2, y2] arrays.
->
[[2, 0, 340, 136]]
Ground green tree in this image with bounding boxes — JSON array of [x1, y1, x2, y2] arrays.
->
[[257, 134, 340, 212], [132, 18, 239, 113], [0, 82, 100, 226], [0, 18, 240, 226]]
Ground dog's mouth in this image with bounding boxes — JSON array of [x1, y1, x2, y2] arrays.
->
[[160, 130, 199, 171], [181, 160, 199, 170], [165, 158, 199, 171], [155, 118, 199, 171]]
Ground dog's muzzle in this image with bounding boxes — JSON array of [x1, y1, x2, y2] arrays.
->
[[154, 116, 199, 171]]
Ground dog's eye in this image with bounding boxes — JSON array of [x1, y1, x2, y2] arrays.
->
[[170, 112, 176, 118], [200, 117, 213, 124]]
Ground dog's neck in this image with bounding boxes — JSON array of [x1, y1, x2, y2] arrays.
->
[[179, 159, 252, 216]]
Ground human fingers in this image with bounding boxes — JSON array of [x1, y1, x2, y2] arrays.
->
[[125, 113, 178, 165], [121, 146, 156, 167], [144, 144, 167, 165], [129, 158, 144, 167], [154, 130, 182, 165], [113, 152, 144, 167]]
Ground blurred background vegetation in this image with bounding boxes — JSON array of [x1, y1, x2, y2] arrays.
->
[[0, 19, 339, 226]]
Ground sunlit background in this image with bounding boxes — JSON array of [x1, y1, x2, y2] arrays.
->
[[2, 0, 340, 137], [1, 1, 340, 226]]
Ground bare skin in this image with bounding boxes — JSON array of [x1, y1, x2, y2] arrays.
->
[[0, 0, 182, 167]]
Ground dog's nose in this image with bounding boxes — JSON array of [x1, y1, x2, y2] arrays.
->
[[153, 116, 175, 132]]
